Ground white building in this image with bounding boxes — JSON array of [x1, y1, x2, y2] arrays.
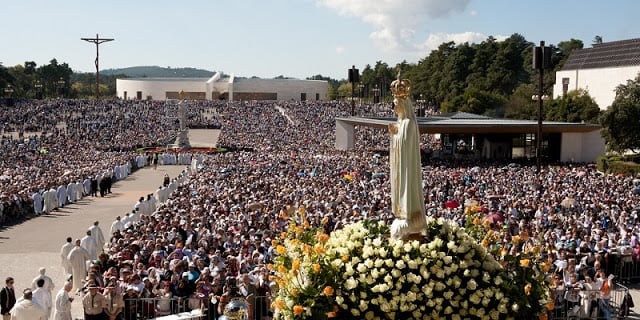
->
[[116, 72, 329, 101], [553, 38, 640, 110]]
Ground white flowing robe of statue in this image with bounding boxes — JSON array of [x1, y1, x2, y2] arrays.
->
[[60, 242, 74, 276], [389, 96, 427, 238], [56, 185, 67, 207], [80, 234, 98, 260], [32, 192, 43, 215], [67, 245, 90, 291], [89, 225, 105, 253], [54, 289, 72, 320]]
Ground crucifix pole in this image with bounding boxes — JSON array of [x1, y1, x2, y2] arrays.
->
[[81, 34, 114, 99]]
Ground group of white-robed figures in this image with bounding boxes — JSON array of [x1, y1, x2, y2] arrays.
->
[[8, 268, 74, 320]]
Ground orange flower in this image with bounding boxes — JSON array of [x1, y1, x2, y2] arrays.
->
[[303, 220, 310, 228], [546, 301, 555, 310], [323, 286, 334, 296], [291, 289, 299, 296], [317, 233, 330, 243], [276, 245, 286, 255], [481, 238, 489, 248], [273, 299, 285, 310], [292, 259, 301, 272], [473, 217, 481, 225], [295, 226, 303, 234], [313, 263, 321, 273], [293, 305, 304, 316], [326, 311, 337, 318], [271, 239, 278, 247], [524, 283, 532, 295], [341, 255, 350, 262], [520, 259, 531, 268], [278, 265, 287, 274], [280, 232, 287, 239], [315, 245, 325, 255], [267, 264, 274, 271]]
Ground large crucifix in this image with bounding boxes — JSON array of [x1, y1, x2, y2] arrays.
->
[[81, 34, 114, 99]]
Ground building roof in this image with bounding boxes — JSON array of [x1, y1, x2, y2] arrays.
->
[[337, 111, 601, 134], [562, 38, 640, 70]]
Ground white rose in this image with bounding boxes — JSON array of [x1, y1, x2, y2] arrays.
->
[[379, 248, 388, 258], [385, 259, 394, 268], [391, 269, 402, 278], [443, 255, 453, 264], [365, 311, 375, 320], [395, 260, 406, 269], [444, 306, 453, 314], [357, 263, 367, 273], [467, 279, 477, 290], [345, 277, 358, 290]]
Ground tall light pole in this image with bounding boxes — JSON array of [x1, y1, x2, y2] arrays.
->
[[57, 77, 65, 98], [81, 34, 114, 99], [348, 65, 359, 116], [532, 41, 551, 174], [34, 80, 43, 99]]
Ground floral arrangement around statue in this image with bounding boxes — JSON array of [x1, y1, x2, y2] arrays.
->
[[271, 207, 550, 320]]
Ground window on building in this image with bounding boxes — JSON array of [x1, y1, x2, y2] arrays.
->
[[123, 91, 127, 100], [562, 78, 570, 96], [300, 93, 306, 101], [316, 93, 320, 101], [137, 91, 142, 100]]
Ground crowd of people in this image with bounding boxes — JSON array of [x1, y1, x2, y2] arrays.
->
[[2, 98, 640, 319]]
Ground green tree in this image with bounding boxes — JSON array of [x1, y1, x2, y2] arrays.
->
[[600, 74, 640, 152], [545, 89, 601, 123], [504, 84, 537, 120]]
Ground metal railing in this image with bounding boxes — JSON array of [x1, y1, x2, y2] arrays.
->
[[121, 295, 272, 320], [548, 283, 631, 319]]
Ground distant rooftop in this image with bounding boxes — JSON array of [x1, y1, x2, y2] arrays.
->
[[562, 38, 640, 70]]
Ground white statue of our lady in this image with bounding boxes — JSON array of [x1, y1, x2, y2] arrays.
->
[[388, 75, 427, 240]]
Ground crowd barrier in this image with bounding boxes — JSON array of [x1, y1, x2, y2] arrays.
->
[[614, 254, 640, 284], [122, 295, 271, 320], [550, 283, 631, 319]]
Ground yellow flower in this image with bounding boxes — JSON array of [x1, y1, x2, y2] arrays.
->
[[341, 255, 350, 263], [315, 244, 326, 255], [291, 289, 299, 297], [278, 265, 287, 274], [303, 220, 310, 228], [481, 238, 489, 248], [271, 240, 278, 247], [293, 305, 304, 316], [273, 299, 285, 310], [317, 233, 330, 243], [473, 217, 480, 225], [292, 259, 301, 272], [276, 245, 286, 255], [524, 283, 532, 295], [303, 244, 313, 255], [520, 259, 530, 268], [280, 232, 287, 239], [323, 286, 334, 296], [266, 264, 274, 271], [295, 226, 303, 234], [313, 263, 321, 273]]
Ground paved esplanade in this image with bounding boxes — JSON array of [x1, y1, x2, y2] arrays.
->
[[0, 166, 187, 319], [0, 129, 219, 319]]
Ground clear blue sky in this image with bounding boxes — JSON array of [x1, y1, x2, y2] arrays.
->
[[1, 0, 637, 80]]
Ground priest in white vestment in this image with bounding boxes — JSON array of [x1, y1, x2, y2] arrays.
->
[[60, 238, 74, 277], [66, 182, 76, 203], [80, 230, 98, 260], [32, 191, 43, 215], [53, 282, 73, 320], [67, 239, 90, 292], [10, 289, 46, 320], [56, 185, 67, 208], [88, 221, 105, 253]]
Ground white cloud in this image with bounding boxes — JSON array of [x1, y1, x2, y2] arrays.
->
[[469, 10, 477, 16], [335, 46, 345, 54], [317, 0, 472, 50], [418, 31, 506, 53]]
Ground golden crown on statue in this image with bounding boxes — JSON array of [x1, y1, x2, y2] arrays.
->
[[390, 77, 411, 99]]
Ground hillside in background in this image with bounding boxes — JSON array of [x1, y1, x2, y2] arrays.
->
[[101, 66, 215, 78]]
